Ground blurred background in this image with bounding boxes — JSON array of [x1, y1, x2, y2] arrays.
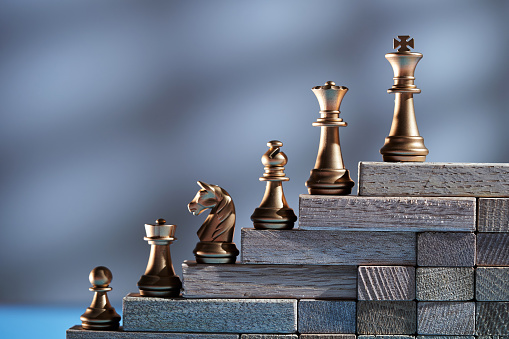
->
[[1, 0, 508, 337]]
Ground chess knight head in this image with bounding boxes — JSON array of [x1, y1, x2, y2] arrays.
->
[[188, 181, 218, 216]]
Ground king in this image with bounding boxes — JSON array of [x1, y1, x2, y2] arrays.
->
[[380, 35, 429, 162]]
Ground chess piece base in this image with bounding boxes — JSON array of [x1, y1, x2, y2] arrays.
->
[[138, 274, 182, 297], [306, 168, 354, 195], [194, 241, 239, 264], [251, 207, 297, 230], [80, 308, 120, 331], [380, 136, 428, 162]]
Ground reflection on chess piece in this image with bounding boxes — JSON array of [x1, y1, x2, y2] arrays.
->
[[188, 181, 239, 264], [80, 266, 121, 331], [306, 81, 354, 195], [380, 35, 429, 162], [137, 218, 182, 297], [251, 140, 297, 229]]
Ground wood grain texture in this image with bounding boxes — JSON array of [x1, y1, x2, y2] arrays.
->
[[478, 198, 509, 232], [357, 301, 416, 334], [417, 336, 475, 339], [417, 232, 475, 267], [299, 195, 475, 232], [416, 267, 474, 301], [477, 267, 509, 301], [358, 266, 415, 300], [182, 261, 356, 299], [300, 336, 356, 339], [240, 336, 297, 339], [298, 300, 356, 334], [241, 229, 416, 266], [359, 337, 415, 339], [122, 294, 297, 334], [66, 326, 239, 339], [476, 302, 509, 335], [417, 302, 475, 335], [477, 233, 509, 266], [358, 162, 509, 197]]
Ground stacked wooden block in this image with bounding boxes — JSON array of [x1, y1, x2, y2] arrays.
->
[[67, 162, 509, 338]]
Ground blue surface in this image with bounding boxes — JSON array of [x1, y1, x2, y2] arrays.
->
[[0, 306, 122, 339]]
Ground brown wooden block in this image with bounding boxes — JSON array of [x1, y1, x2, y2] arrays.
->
[[416, 267, 474, 301], [358, 162, 509, 197], [477, 267, 509, 301], [358, 266, 415, 300], [478, 198, 509, 232], [182, 261, 356, 299], [417, 302, 475, 335], [417, 232, 475, 267], [477, 233, 509, 266], [241, 229, 416, 266], [357, 301, 416, 334], [299, 195, 475, 232], [476, 302, 509, 335]]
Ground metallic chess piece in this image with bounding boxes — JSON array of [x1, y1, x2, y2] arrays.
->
[[80, 266, 121, 331], [137, 218, 182, 297], [305, 81, 354, 195], [380, 35, 429, 162], [188, 181, 239, 264], [251, 140, 297, 230]]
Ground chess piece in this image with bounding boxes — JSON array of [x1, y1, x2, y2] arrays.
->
[[305, 81, 354, 195], [137, 218, 182, 297], [251, 140, 297, 229], [380, 35, 429, 162], [80, 266, 121, 330], [188, 181, 239, 264]]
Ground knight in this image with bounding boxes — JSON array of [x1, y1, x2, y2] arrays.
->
[[188, 181, 239, 264]]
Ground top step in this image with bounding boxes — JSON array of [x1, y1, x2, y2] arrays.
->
[[358, 162, 509, 197]]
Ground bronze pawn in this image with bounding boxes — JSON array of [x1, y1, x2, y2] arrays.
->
[[306, 81, 354, 195], [137, 219, 182, 297], [80, 266, 121, 331], [251, 140, 297, 229], [380, 35, 429, 162]]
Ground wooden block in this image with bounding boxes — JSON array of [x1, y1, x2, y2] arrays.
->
[[300, 336, 356, 339], [359, 337, 415, 339], [358, 266, 415, 300], [122, 294, 297, 333], [182, 261, 356, 299], [241, 229, 416, 265], [417, 302, 475, 335], [416, 267, 474, 301], [477, 267, 509, 301], [66, 326, 238, 338], [299, 195, 475, 232], [240, 336, 297, 339], [298, 300, 356, 334], [477, 233, 509, 266], [357, 301, 416, 334], [417, 337, 475, 339], [478, 198, 509, 232], [476, 302, 509, 335], [358, 162, 509, 197], [417, 232, 475, 267]]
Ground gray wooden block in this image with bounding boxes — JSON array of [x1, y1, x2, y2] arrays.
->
[[299, 336, 356, 339], [299, 195, 475, 232], [298, 300, 356, 334], [241, 229, 416, 265], [122, 294, 297, 333], [477, 267, 509, 301], [417, 232, 475, 267], [417, 302, 475, 335], [477, 337, 509, 339], [477, 233, 509, 266], [478, 198, 509, 232], [358, 162, 509, 197], [357, 301, 416, 334], [66, 326, 238, 339], [417, 337, 475, 339], [359, 337, 415, 339], [182, 261, 356, 299], [416, 267, 474, 301], [358, 266, 415, 300], [476, 302, 509, 335], [240, 336, 297, 339]]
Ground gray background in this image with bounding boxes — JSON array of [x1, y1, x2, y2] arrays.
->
[[1, 0, 508, 308]]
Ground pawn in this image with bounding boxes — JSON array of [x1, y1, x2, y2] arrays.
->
[[80, 266, 121, 331], [251, 140, 297, 230]]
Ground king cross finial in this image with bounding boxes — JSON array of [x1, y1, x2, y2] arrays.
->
[[393, 35, 414, 52]]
